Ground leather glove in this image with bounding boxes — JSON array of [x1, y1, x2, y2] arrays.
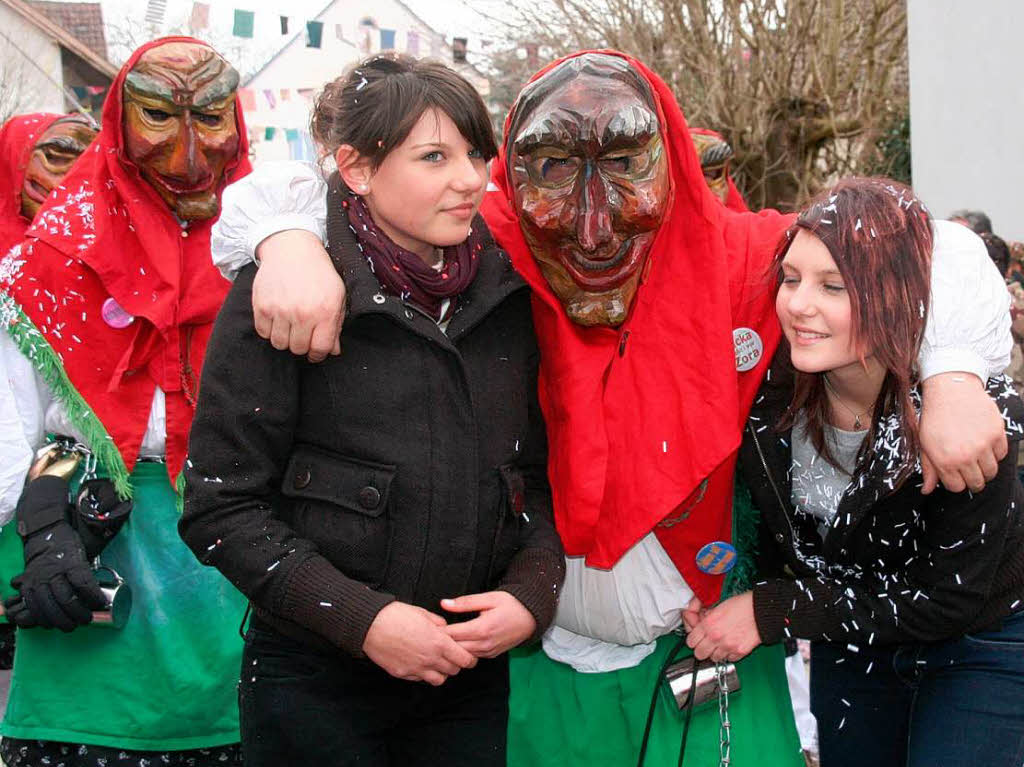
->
[[74, 479, 133, 560], [4, 476, 107, 631]]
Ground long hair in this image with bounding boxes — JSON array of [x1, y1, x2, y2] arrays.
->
[[773, 178, 934, 479]]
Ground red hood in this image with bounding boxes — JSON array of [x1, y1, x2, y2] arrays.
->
[[481, 50, 788, 587], [0, 112, 62, 253]]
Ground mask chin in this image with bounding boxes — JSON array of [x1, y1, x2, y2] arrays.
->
[[172, 193, 220, 221]]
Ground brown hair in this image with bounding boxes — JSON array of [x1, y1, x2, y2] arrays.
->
[[772, 177, 934, 479], [310, 53, 497, 169]]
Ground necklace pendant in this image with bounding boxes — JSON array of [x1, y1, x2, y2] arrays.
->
[[854, 416, 862, 430]]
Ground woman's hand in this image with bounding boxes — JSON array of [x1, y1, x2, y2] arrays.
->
[[441, 591, 537, 658], [362, 601, 477, 686], [253, 230, 345, 362], [685, 592, 762, 663], [682, 594, 705, 633]]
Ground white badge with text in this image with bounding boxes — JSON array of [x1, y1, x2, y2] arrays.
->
[[733, 326, 763, 372]]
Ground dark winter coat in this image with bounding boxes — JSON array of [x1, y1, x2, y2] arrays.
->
[[180, 185, 564, 657], [739, 347, 1024, 647]]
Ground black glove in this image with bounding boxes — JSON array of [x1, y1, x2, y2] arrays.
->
[[74, 479, 133, 560], [4, 476, 107, 631]]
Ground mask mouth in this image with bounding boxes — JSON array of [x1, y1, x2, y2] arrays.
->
[[552, 234, 650, 292], [570, 238, 632, 272], [151, 171, 215, 196], [22, 177, 50, 204]]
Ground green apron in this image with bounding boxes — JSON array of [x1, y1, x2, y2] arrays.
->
[[1, 462, 245, 750], [506, 478, 803, 766], [507, 639, 803, 767]]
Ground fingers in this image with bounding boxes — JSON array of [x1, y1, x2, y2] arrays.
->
[[4, 596, 37, 628], [50, 576, 93, 626], [937, 465, 967, 494], [67, 566, 108, 610], [22, 583, 75, 632], [920, 453, 938, 495], [331, 337, 342, 357], [978, 450, 1000, 484], [268, 317, 290, 351], [424, 611, 448, 628], [253, 301, 273, 340], [441, 594, 496, 614], [442, 640, 478, 669], [993, 432, 1009, 461], [958, 462, 986, 494], [307, 322, 339, 364], [420, 670, 447, 687]]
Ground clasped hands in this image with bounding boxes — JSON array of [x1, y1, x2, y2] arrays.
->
[[362, 590, 536, 687], [682, 592, 762, 664]]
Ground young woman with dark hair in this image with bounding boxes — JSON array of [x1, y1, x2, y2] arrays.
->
[[685, 178, 1024, 766], [180, 54, 564, 767]]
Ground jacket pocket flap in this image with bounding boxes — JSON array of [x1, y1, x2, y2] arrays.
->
[[499, 464, 526, 516], [282, 445, 396, 518]]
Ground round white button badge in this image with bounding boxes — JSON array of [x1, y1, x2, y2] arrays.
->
[[733, 327, 763, 372]]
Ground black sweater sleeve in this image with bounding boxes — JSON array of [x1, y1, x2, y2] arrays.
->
[[497, 340, 565, 643], [180, 265, 394, 657], [753, 450, 1024, 646]]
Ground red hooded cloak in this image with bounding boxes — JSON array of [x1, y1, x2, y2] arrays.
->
[[0, 37, 251, 492], [481, 51, 793, 604], [0, 113, 62, 255]]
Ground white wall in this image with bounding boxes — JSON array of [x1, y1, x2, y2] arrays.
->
[[908, 0, 1024, 240], [0, 4, 65, 117]]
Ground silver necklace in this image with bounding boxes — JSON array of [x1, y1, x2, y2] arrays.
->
[[823, 374, 871, 430]]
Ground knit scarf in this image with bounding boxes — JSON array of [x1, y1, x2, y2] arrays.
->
[[346, 192, 481, 321]]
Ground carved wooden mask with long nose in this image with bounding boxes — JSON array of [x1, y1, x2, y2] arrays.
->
[[508, 54, 670, 326], [122, 42, 239, 221]]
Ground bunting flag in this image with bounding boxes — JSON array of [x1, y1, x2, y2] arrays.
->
[[265, 127, 277, 141], [262, 89, 277, 109], [285, 128, 300, 142], [72, 86, 88, 101], [452, 37, 467, 62], [86, 85, 106, 95], [360, 26, 373, 53], [297, 88, 315, 103], [144, 0, 167, 25], [237, 88, 257, 111], [380, 29, 396, 50], [189, 2, 209, 31], [279, 89, 291, 101], [407, 29, 420, 56], [233, 9, 255, 38], [280, 16, 288, 34], [306, 20, 323, 48]]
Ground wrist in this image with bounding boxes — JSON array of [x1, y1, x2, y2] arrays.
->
[[254, 229, 328, 267]]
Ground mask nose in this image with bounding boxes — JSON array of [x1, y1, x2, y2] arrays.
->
[[576, 164, 613, 253], [167, 115, 208, 185]]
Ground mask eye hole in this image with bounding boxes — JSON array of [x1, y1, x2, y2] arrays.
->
[[143, 108, 172, 122], [524, 152, 581, 188], [193, 112, 223, 127]]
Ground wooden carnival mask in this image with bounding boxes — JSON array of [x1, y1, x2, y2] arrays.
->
[[20, 115, 98, 219], [122, 41, 239, 221]]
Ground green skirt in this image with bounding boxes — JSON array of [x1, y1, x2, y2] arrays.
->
[[1, 462, 246, 750], [508, 636, 803, 767]]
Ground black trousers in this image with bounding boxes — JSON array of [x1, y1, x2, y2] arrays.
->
[[240, 618, 509, 767]]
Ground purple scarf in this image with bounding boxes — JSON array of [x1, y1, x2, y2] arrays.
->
[[346, 193, 482, 321]]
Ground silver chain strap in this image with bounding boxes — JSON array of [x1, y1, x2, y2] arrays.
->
[[717, 662, 732, 766]]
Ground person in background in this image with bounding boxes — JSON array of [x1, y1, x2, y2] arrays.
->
[[0, 112, 98, 670], [950, 207, 993, 235], [0, 37, 250, 767]]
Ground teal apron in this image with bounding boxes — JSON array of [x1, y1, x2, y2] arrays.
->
[[1, 462, 245, 750]]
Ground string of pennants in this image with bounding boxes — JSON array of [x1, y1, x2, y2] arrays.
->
[[236, 87, 315, 112], [180, 2, 462, 58]]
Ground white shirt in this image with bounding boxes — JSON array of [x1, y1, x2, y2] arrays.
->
[[185, 161, 1013, 671]]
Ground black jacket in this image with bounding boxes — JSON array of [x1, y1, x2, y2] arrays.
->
[[181, 185, 564, 657], [739, 348, 1024, 647]]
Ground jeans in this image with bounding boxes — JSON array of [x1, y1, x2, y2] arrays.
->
[[239, 619, 509, 767], [810, 609, 1024, 767]]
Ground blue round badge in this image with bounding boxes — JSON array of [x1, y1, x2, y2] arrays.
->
[[695, 541, 737, 575]]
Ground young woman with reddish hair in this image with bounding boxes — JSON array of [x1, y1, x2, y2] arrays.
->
[[685, 178, 1024, 766]]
